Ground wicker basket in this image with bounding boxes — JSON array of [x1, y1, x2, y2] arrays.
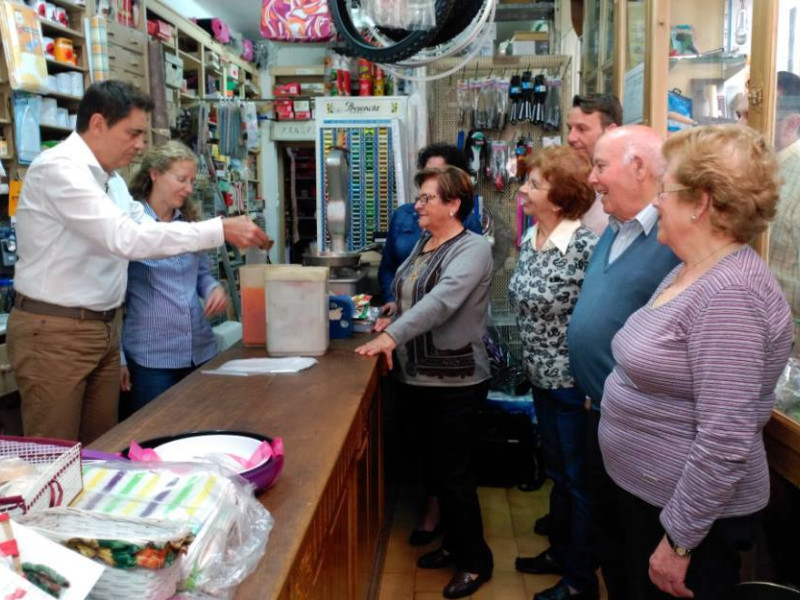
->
[[20, 508, 193, 600], [0, 435, 83, 516]]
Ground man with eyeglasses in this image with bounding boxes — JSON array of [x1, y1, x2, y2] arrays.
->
[[769, 70, 800, 352], [567, 94, 624, 236], [565, 126, 680, 599]]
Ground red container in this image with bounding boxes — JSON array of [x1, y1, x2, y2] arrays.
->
[[358, 78, 372, 96]]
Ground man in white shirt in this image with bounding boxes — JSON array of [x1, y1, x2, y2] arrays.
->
[[567, 94, 623, 236], [8, 80, 269, 443]]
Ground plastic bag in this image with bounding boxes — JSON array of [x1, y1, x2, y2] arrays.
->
[[68, 460, 274, 600], [361, 0, 436, 30], [775, 356, 800, 422], [260, 0, 335, 42]]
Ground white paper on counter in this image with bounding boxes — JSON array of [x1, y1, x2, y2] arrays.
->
[[202, 357, 318, 376]]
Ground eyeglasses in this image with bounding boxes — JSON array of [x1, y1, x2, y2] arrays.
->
[[414, 193, 439, 205], [522, 176, 550, 191], [658, 182, 691, 196], [167, 172, 195, 187]]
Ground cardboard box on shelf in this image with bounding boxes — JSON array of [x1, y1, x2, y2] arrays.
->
[[511, 31, 549, 56], [164, 52, 183, 88]]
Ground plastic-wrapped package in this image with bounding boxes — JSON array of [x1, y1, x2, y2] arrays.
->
[[361, 0, 436, 30], [64, 460, 273, 600], [0, 1, 49, 94], [775, 357, 800, 422]]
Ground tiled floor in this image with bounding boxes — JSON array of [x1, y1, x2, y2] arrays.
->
[[378, 483, 607, 600]]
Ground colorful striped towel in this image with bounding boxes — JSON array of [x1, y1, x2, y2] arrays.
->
[[72, 462, 238, 591], [89, 15, 109, 82]]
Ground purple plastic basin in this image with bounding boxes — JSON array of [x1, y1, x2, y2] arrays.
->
[[112, 430, 284, 493]]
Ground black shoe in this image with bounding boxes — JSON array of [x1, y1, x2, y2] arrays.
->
[[408, 524, 443, 546], [534, 580, 599, 600], [443, 571, 491, 599], [534, 513, 552, 536], [515, 549, 563, 575], [417, 547, 454, 569]]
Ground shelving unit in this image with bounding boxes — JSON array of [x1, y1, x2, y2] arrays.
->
[[0, 0, 90, 182], [267, 65, 324, 264], [283, 146, 317, 264]]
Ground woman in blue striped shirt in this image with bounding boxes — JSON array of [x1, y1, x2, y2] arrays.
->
[[120, 141, 228, 414]]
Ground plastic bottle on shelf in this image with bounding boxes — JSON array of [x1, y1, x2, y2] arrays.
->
[[373, 68, 385, 96]]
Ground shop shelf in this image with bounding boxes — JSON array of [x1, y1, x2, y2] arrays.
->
[[46, 58, 87, 73], [40, 123, 74, 133], [38, 18, 85, 39]]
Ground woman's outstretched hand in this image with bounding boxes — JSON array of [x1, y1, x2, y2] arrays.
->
[[355, 333, 397, 371]]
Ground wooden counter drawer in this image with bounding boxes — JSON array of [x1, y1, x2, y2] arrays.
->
[[108, 44, 145, 74], [106, 21, 145, 54], [0, 343, 18, 396]]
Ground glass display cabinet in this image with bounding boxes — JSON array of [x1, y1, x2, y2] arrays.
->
[[581, 0, 619, 94]]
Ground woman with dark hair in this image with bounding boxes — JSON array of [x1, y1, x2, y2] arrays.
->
[[356, 166, 494, 599], [377, 142, 482, 548], [121, 141, 228, 415], [378, 143, 482, 315]]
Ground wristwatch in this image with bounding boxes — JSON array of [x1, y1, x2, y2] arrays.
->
[[665, 532, 692, 558]]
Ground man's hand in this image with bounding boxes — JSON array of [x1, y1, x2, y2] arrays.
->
[[121, 365, 132, 392], [649, 535, 694, 598], [222, 216, 270, 249], [204, 285, 229, 317]]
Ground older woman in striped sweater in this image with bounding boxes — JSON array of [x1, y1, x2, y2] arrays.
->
[[599, 125, 792, 600]]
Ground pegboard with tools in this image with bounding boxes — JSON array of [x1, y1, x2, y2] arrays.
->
[[428, 55, 573, 359]]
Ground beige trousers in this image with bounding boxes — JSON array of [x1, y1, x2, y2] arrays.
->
[[7, 308, 121, 444]]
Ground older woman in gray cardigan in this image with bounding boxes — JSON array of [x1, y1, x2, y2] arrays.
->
[[356, 166, 493, 600]]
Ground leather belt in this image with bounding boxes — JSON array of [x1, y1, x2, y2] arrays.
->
[[15, 294, 117, 322]]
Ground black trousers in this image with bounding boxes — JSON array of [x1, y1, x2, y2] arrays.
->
[[587, 409, 627, 600], [611, 479, 758, 600], [400, 380, 494, 577]]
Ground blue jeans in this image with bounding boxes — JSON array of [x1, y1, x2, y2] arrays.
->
[[533, 386, 596, 593], [126, 359, 198, 414]]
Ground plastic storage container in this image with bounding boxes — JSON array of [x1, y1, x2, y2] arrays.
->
[[265, 266, 329, 356], [239, 265, 269, 347]]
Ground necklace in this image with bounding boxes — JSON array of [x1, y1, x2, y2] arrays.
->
[[424, 227, 465, 253], [672, 241, 739, 287], [407, 254, 430, 283]]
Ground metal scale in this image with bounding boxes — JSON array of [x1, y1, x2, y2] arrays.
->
[[303, 148, 368, 296]]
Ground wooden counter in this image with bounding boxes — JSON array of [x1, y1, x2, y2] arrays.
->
[[90, 340, 386, 600], [766, 409, 800, 489]]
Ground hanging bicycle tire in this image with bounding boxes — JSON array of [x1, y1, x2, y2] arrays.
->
[[378, 0, 485, 47], [430, 0, 485, 46], [329, 0, 457, 63]]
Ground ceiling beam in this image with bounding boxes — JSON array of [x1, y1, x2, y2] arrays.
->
[[495, 2, 556, 22]]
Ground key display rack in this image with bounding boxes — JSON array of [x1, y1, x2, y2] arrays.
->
[[315, 96, 409, 253]]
